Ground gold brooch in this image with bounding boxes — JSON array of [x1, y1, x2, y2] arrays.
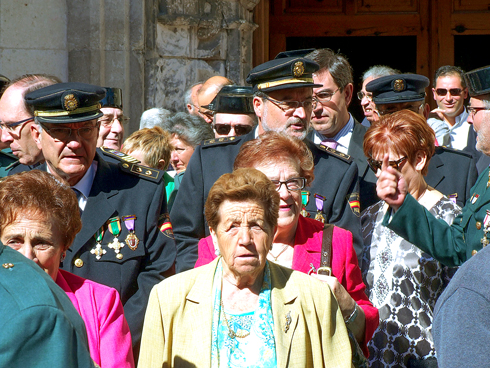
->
[[393, 79, 405, 92], [64, 94, 78, 111], [293, 61, 305, 77]]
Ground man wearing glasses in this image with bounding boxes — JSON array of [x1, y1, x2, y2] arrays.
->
[[306, 48, 378, 210], [0, 74, 60, 174], [23, 82, 176, 359], [171, 52, 362, 272], [96, 87, 128, 151], [374, 66, 490, 366], [428, 66, 471, 150], [196, 76, 234, 124], [366, 73, 477, 207], [202, 85, 257, 138]]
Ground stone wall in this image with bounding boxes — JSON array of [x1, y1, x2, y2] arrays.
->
[[0, 0, 259, 135]]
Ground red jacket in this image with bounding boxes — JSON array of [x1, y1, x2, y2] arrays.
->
[[195, 215, 379, 356]]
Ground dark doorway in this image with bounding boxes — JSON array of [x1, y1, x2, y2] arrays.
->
[[454, 35, 490, 74], [287, 36, 417, 121]]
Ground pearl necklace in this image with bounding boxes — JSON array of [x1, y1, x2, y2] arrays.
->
[[220, 297, 250, 339]]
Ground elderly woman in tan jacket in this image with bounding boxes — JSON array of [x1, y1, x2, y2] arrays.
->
[[138, 168, 352, 368]]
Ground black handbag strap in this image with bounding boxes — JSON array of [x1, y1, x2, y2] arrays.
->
[[318, 223, 334, 276]]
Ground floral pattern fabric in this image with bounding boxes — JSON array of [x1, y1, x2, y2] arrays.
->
[[361, 197, 461, 367]]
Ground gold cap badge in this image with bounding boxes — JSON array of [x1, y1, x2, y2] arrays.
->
[[293, 61, 305, 77], [63, 94, 79, 111], [393, 79, 405, 92]]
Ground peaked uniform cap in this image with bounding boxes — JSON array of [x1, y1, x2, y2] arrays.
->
[[25, 82, 106, 124], [366, 74, 429, 104]]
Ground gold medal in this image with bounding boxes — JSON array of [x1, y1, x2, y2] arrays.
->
[[107, 217, 124, 255], [122, 215, 139, 250]]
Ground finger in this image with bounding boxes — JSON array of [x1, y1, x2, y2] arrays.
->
[[431, 107, 445, 114], [381, 153, 390, 172]]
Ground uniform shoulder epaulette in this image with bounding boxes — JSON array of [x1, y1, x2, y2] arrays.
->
[[202, 136, 241, 147], [119, 162, 164, 183], [435, 146, 474, 158], [100, 146, 140, 164], [317, 144, 352, 163]]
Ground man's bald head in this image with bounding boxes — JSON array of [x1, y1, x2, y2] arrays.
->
[[197, 76, 234, 123]]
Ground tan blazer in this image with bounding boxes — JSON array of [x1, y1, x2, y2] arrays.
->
[[138, 258, 352, 368]]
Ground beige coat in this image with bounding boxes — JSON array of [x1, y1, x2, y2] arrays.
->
[[138, 258, 352, 368]]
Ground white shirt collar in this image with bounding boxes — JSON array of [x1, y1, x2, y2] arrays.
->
[[312, 114, 354, 154]]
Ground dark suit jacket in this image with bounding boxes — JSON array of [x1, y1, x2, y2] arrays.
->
[[348, 122, 378, 210], [0, 245, 95, 368], [16, 154, 176, 356], [170, 129, 362, 273]]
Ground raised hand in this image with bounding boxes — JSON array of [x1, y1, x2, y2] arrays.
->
[[376, 154, 407, 211]]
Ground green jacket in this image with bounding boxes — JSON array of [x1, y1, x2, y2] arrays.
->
[[383, 166, 490, 267], [0, 244, 95, 367]]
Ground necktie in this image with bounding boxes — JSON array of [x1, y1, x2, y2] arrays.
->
[[321, 138, 338, 150], [72, 188, 84, 216]]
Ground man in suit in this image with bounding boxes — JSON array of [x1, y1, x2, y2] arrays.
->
[[22, 82, 176, 358], [374, 65, 490, 266], [0, 243, 95, 368], [366, 73, 478, 207], [170, 54, 362, 273], [0, 74, 61, 173], [306, 48, 378, 210]]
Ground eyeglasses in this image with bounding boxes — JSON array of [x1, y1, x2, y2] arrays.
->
[[0, 117, 34, 132], [98, 116, 130, 127], [270, 177, 306, 192], [198, 108, 214, 119], [367, 156, 407, 173], [357, 91, 373, 101], [467, 106, 490, 117], [435, 88, 463, 97], [312, 88, 340, 109], [213, 124, 253, 136], [41, 123, 99, 141], [262, 95, 313, 113]]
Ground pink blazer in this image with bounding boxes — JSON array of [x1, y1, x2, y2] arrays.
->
[[195, 215, 379, 356], [56, 269, 135, 368]]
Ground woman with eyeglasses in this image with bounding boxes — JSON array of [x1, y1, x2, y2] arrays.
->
[[361, 109, 462, 367], [194, 131, 379, 357]]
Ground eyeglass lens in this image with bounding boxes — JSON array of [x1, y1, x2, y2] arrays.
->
[[43, 125, 97, 140], [270, 177, 306, 191]]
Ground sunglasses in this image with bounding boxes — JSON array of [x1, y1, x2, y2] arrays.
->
[[367, 156, 407, 173], [213, 124, 253, 136], [435, 88, 463, 96]]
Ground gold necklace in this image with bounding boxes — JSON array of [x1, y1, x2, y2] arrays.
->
[[268, 244, 290, 261], [220, 297, 250, 339]]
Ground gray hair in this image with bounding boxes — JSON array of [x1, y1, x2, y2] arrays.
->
[[306, 48, 353, 90], [165, 112, 214, 148], [362, 65, 399, 83], [183, 82, 203, 112], [139, 108, 173, 129]]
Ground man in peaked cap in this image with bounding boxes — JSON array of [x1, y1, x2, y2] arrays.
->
[[203, 85, 257, 138], [19, 82, 175, 359], [170, 51, 364, 272], [373, 64, 490, 366], [367, 73, 477, 207]]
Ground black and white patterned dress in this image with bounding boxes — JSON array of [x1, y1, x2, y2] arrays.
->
[[361, 197, 461, 367]]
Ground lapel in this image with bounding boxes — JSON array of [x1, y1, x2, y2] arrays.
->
[[291, 216, 320, 274], [270, 263, 300, 368], [427, 152, 445, 189], [71, 155, 119, 254], [348, 121, 370, 178], [185, 259, 219, 362]]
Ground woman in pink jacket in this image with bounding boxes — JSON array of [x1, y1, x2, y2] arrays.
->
[[0, 170, 134, 368], [195, 131, 378, 356]]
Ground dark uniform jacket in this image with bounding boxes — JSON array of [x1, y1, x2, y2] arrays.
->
[[170, 129, 362, 273], [16, 154, 176, 356], [383, 165, 490, 267], [0, 244, 95, 368], [425, 146, 477, 207], [0, 149, 17, 177]]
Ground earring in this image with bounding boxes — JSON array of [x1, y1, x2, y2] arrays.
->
[[60, 252, 66, 263]]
